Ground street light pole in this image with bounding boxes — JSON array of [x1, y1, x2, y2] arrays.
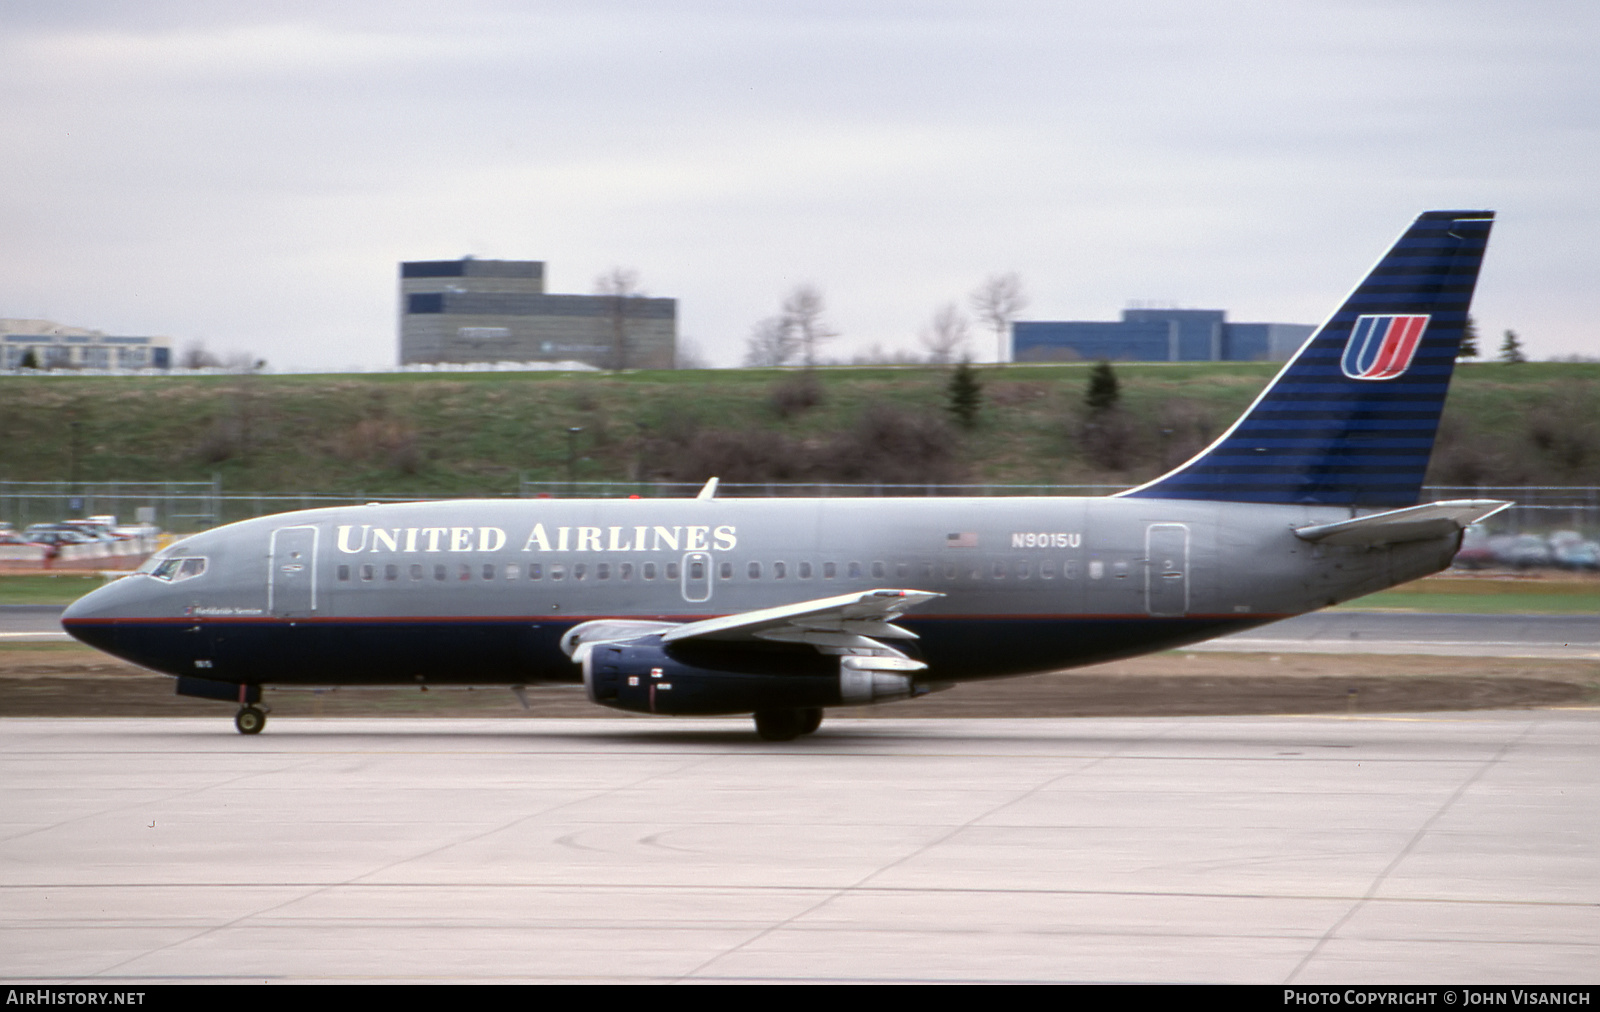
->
[[566, 426, 583, 495]]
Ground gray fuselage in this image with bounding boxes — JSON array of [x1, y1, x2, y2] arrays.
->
[[62, 495, 1459, 687]]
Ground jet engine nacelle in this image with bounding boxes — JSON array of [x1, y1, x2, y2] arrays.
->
[[582, 637, 917, 716]]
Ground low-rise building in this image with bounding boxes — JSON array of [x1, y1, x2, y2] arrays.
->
[[1, 320, 171, 371], [1013, 308, 1312, 363], [398, 258, 677, 369]]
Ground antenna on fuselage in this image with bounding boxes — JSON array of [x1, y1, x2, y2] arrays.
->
[[696, 477, 720, 501]]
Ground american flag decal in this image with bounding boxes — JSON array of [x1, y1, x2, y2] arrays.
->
[[946, 532, 978, 548], [1341, 314, 1429, 380]]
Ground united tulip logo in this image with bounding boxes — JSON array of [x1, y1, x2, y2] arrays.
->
[[1341, 314, 1430, 380]]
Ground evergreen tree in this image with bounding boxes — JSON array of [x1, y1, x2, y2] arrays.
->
[[1085, 360, 1120, 414], [1458, 315, 1479, 360], [18, 348, 39, 370], [1499, 329, 1526, 364], [947, 358, 981, 430]]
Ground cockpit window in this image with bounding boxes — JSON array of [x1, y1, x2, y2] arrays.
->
[[150, 556, 208, 582], [136, 539, 194, 576]]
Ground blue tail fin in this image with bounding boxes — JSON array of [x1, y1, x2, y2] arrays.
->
[[1121, 209, 1494, 507]]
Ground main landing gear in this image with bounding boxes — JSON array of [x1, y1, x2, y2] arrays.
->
[[753, 707, 824, 742], [234, 705, 268, 735]]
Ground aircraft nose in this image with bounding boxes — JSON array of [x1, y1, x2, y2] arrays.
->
[[60, 578, 135, 651]]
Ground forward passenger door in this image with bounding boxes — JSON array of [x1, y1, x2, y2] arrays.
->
[[269, 525, 319, 618]]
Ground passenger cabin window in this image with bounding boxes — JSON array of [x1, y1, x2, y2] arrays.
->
[[643, 562, 656, 580], [719, 562, 732, 580], [529, 563, 543, 580], [773, 561, 786, 579], [748, 561, 761, 579], [799, 562, 813, 579]]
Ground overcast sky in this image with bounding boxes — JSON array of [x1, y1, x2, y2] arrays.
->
[[2, 1, 1596, 368]]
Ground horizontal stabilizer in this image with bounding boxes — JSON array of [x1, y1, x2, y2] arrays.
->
[[1293, 499, 1510, 547]]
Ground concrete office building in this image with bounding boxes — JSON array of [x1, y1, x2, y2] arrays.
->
[[1012, 308, 1312, 364], [1, 319, 171, 371], [399, 258, 677, 369]]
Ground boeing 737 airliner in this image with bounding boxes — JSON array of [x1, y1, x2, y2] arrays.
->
[[62, 210, 1504, 739]]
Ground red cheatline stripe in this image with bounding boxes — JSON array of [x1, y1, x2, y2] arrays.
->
[[63, 611, 1290, 626]]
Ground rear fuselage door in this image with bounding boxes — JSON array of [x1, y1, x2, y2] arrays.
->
[[1145, 523, 1189, 617], [681, 551, 712, 603], [269, 525, 319, 617]]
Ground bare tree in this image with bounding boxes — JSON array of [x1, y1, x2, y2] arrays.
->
[[782, 284, 837, 369], [594, 267, 644, 371], [674, 336, 710, 370], [223, 351, 267, 374], [179, 341, 222, 370], [969, 273, 1028, 364], [848, 344, 924, 365], [743, 316, 795, 367], [919, 302, 971, 364]]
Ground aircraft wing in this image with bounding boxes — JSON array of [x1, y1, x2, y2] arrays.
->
[[561, 589, 943, 663], [1292, 499, 1511, 548], [662, 588, 942, 650]]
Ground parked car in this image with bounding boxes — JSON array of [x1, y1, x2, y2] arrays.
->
[[1494, 533, 1555, 569], [58, 520, 132, 542], [1549, 531, 1600, 571], [1452, 524, 1495, 569], [26, 522, 111, 544], [20, 528, 97, 547]]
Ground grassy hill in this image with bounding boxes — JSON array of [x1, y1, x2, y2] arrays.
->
[[1, 360, 1595, 496]]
